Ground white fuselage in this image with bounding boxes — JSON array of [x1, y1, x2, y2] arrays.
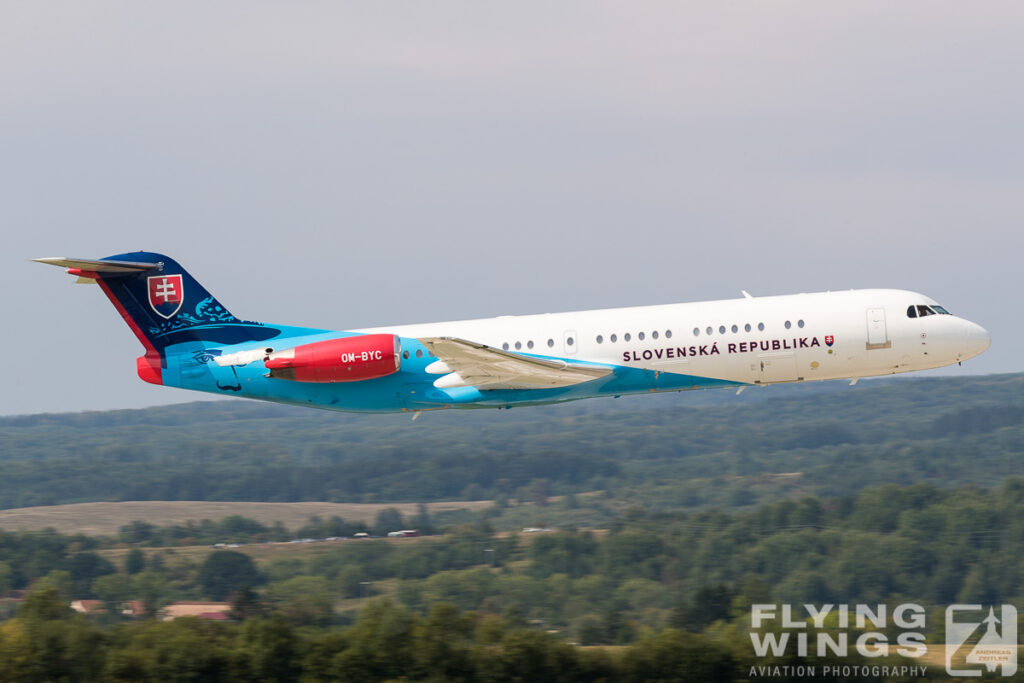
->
[[362, 289, 990, 388]]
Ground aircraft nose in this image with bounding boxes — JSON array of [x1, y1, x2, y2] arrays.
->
[[961, 320, 991, 360]]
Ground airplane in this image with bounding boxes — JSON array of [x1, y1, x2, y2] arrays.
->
[[35, 252, 991, 414]]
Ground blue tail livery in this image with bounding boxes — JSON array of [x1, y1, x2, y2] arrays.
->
[[36, 252, 990, 413]]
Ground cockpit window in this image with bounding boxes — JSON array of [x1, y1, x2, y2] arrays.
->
[[909, 303, 952, 318]]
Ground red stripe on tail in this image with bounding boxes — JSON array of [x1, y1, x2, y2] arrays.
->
[[91, 273, 164, 386]]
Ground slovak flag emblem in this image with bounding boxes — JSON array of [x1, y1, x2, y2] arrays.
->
[[825, 335, 835, 347], [148, 275, 184, 319]]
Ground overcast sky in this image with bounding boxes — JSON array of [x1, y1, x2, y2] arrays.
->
[[2, 2, 1021, 415]]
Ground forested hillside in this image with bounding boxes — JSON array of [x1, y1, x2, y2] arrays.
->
[[0, 373, 1021, 511]]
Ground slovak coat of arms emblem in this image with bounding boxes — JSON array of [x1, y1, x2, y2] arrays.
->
[[148, 275, 184, 319]]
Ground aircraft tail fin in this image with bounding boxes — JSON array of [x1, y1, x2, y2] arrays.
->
[[35, 252, 278, 384]]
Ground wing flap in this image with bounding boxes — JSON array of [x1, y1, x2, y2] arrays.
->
[[419, 337, 611, 390]]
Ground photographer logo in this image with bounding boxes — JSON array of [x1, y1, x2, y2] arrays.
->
[[946, 604, 1017, 677]]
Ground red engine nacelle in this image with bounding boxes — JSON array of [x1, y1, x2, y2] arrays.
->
[[264, 334, 401, 383]]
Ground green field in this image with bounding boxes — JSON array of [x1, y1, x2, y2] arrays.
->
[[0, 500, 493, 535]]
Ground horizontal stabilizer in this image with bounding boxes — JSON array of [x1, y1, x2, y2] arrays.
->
[[33, 257, 159, 274]]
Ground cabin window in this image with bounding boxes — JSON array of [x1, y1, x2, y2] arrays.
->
[[610, 334, 618, 342], [502, 342, 510, 350], [527, 340, 534, 349], [415, 349, 423, 358], [798, 320, 805, 328], [403, 350, 410, 359], [731, 324, 738, 333], [515, 341, 522, 350], [665, 330, 672, 338], [566, 337, 575, 346], [745, 323, 752, 332], [595, 335, 603, 344], [548, 339, 555, 347], [638, 332, 645, 341], [706, 326, 713, 335], [624, 333, 632, 342], [693, 328, 700, 336], [758, 322, 765, 331], [652, 331, 659, 340]]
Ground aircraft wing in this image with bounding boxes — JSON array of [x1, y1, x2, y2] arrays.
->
[[419, 337, 612, 390]]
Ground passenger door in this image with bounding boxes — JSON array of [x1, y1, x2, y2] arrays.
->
[[866, 308, 891, 349]]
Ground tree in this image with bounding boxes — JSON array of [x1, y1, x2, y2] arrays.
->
[[65, 552, 116, 597], [119, 520, 156, 545], [18, 585, 73, 621], [411, 503, 435, 535], [266, 576, 334, 626], [412, 603, 475, 680], [237, 615, 298, 682], [93, 574, 129, 616], [337, 565, 367, 600], [35, 570, 73, 601], [332, 599, 415, 681], [619, 629, 734, 683], [574, 613, 606, 645], [533, 479, 549, 507], [9, 588, 106, 681], [122, 619, 231, 681], [133, 572, 169, 618], [0, 620, 35, 681], [679, 584, 735, 631], [219, 515, 268, 539], [198, 551, 264, 600], [373, 508, 404, 536], [493, 628, 578, 682], [229, 586, 265, 621], [124, 548, 146, 575]]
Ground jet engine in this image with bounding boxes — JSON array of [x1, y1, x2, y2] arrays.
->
[[264, 334, 401, 383]]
